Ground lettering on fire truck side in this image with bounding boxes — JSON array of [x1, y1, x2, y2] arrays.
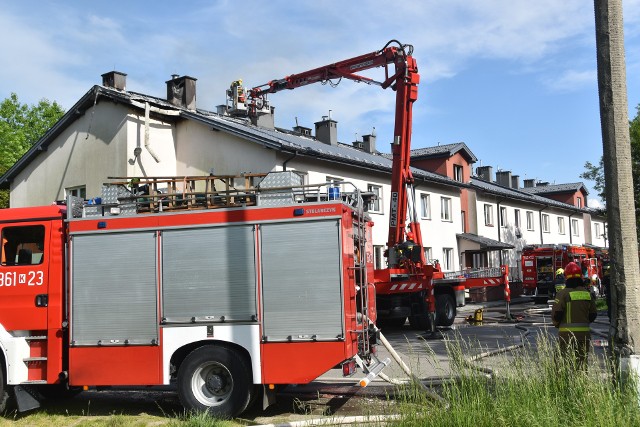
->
[[0, 270, 44, 287], [390, 192, 399, 227]]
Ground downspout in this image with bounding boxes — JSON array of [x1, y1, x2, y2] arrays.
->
[[538, 205, 548, 244], [282, 150, 298, 171], [144, 102, 161, 163]]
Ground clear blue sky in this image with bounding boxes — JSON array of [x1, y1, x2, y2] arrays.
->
[[2, 1, 639, 208]]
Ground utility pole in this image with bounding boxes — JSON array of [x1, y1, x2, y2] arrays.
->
[[594, 0, 640, 373]]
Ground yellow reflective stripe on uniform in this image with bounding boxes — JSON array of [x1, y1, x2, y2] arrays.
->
[[569, 291, 591, 301], [559, 326, 591, 332], [566, 301, 572, 324]]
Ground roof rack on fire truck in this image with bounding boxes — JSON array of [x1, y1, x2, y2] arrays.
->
[[66, 171, 375, 219]]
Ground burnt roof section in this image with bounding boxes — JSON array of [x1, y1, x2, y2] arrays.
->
[[410, 142, 477, 163], [0, 85, 465, 191], [520, 182, 589, 195]]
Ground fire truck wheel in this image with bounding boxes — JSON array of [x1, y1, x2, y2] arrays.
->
[[435, 294, 456, 327], [178, 345, 251, 418], [0, 367, 8, 413]]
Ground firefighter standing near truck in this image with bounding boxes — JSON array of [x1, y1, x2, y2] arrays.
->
[[552, 262, 597, 369]]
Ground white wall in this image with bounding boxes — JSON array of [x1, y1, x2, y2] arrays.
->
[[11, 102, 130, 206]]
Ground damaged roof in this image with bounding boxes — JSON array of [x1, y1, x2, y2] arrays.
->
[[0, 85, 465, 191]]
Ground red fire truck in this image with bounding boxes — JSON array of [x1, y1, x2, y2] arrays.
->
[[521, 244, 600, 303], [0, 175, 379, 417]]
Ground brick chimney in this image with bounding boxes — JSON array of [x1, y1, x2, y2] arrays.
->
[[166, 75, 197, 110], [524, 179, 536, 188], [511, 175, 520, 189], [102, 71, 127, 91], [315, 115, 338, 146]]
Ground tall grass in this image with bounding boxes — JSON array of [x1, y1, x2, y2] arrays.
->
[[390, 332, 640, 427]]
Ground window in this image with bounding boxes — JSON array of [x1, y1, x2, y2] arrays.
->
[[1, 225, 45, 266], [367, 184, 382, 213], [441, 197, 452, 221], [526, 211, 534, 231], [577, 197, 582, 208], [420, 194, 431, 219], [442, 248, 454, 271], [572, 219, 580, 236], [484, 204, 494, 226], [558, 217, 566, 235], [66, 186, 86, 200], [499, 207, 507, 227], [453, 164, 463, 182], [595, 223, 601, 238], [461, 211, 466, 233], [373, 245, 384, 270], [424, 247, 433, 262], [542, 214, 550, 233], [514, 209, 521, 228]]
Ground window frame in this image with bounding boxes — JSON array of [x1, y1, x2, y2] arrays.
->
[[572, 219, 580, 236], [440, 197, 452, 222], [453, 164, 463, 182], [484, 204, 494, 226], [541, 214, 550, 233], [558, 217, 566, 235], [499, 207, 507, 227], [442, 247, 454, 271], [367, 184, 383, 214], [526, 211, 535, 231], [420, 193, 431, 219]]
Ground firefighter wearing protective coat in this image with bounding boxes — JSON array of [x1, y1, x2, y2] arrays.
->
[[552, 262, 597, 368]]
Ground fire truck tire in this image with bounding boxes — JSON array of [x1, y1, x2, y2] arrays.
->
[[177, 345, 251, 418], [0, 367, 8, 413], [435, 294, 456, 327]]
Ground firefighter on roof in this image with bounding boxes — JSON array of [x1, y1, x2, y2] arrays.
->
[[552, 262, 597, 368]]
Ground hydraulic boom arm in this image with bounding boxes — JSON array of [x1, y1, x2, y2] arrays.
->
[[247, 40, 421, 252]]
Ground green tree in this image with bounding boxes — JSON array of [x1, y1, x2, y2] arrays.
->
[[581, 103, 640, 220], [0, 93, 65, 207]]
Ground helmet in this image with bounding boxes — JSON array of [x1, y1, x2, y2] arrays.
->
[[564, 262, 582, 279], [555, 268, 564, 276], [406, 232, 415, 241]]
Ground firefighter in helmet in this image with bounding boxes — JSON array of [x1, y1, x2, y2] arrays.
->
[[398, 231, 417, 263], [553, 267, 565, 299], [552, 262, 597, 368]]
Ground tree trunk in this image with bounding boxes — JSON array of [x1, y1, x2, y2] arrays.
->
[[594, 0, 640, 363]]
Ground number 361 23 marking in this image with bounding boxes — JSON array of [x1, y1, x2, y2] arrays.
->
[[0, 271, 44, 287]]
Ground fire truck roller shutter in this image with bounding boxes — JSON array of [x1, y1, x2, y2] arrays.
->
[[71, 232, 158, 345], [260, 219, 343, 341], [162, 225, 257, 322]]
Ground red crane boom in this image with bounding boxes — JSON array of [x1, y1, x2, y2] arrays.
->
[[247, 40, 421, 251]]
